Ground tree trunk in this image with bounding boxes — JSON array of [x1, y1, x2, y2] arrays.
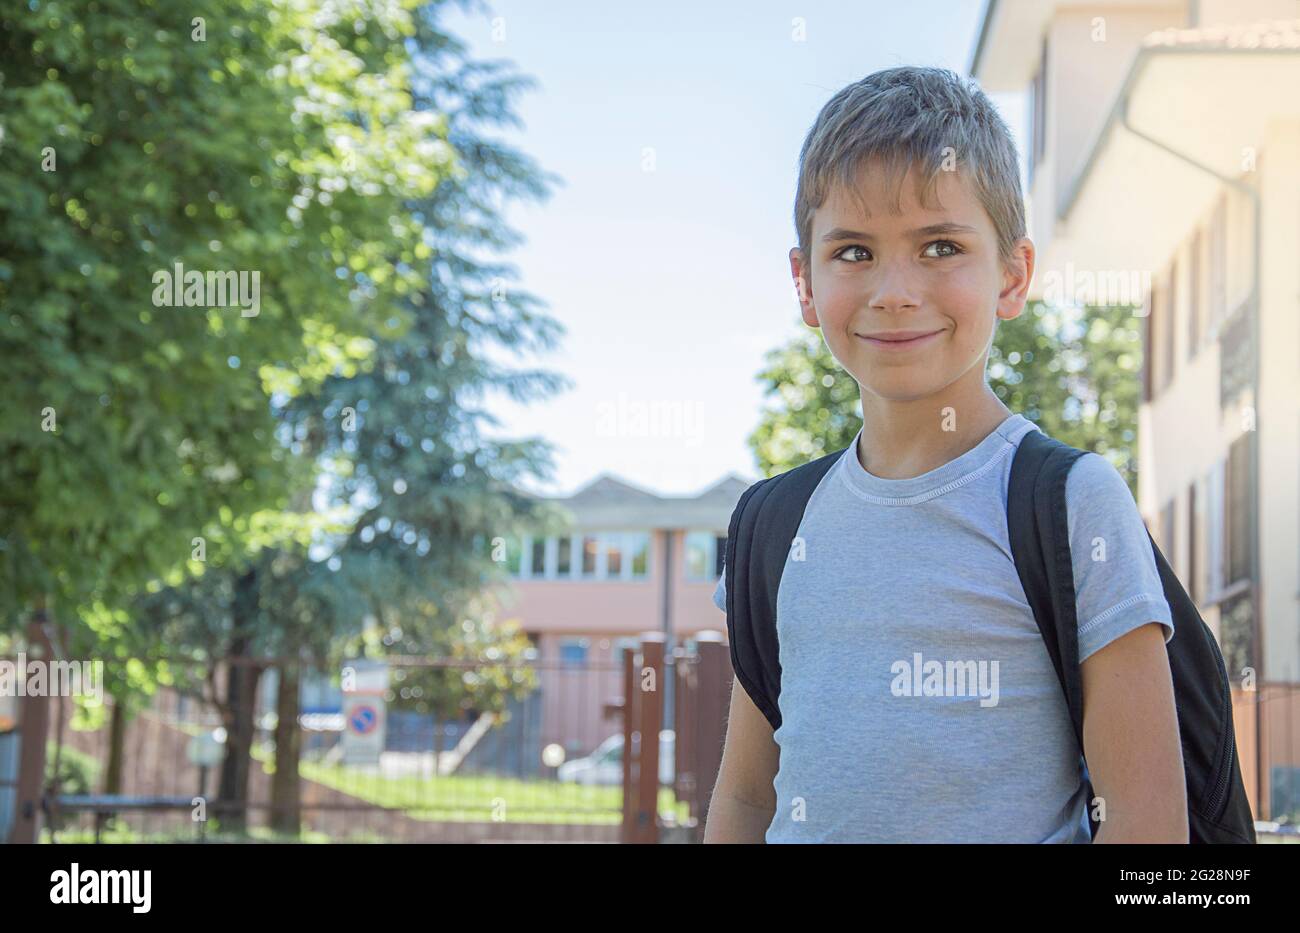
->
[[11, 609, 53, 844], [104, 697, 125, 794], [269, 662, 301, 836], [216, 648, 262, 834], [216, 569, 263, 834]]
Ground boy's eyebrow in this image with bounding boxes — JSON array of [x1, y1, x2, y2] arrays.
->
[[820, 222, 979, 242]]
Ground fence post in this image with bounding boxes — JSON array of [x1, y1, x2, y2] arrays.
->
[[10, 617, 54, 844], [619, 643, 637, 843], [630, 632, 664, 844], [671, 644, 696, 827], [692, 631, 731, 842]]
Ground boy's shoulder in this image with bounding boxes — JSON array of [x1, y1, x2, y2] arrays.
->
[[1005, 418, 1132, 494], [1009, 424, 1145, 536], [1060, 445, 1135, 496], [729, 443, 848, 517]]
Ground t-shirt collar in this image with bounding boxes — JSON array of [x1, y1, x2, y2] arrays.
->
[[838, 412, 1038, 505]]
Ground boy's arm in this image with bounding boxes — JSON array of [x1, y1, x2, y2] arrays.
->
[[1064, 452, 1184, 842], [1081, 621, 1188, 843], [703, 678, 779, 843]]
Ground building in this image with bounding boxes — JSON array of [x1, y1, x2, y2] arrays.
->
[[972, 0, 1300, 820], [499, 473, 748, 758]]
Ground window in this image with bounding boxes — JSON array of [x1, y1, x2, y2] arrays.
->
[[685, 531, 716, 581], [1209, 193, 1227, 334], [503, 535, 523, 577], [1142, 284, 1155, 402], [685, 531, 710, 579], [1206, 461, 1225, 599], [626, 533, 650, 579], [511, 534, 568, 578], [1218, 591, 1253, 683], [604, 533, 622, 577], [1188, 229, 1201, 358], [1187, 482, 1199, 604], [552, 532, 650, 581], [1224, 435, 1251, 586], [581, 535, 599, 578], [1162, 261, 1176, 391], [1146, 264, 1178, 398], [1028, 37, 1048, 185], [559, 637, 589, 667], [530, 536, 547, 577], [684, 531, 727, 580], [1160, 498, 1177, 564]]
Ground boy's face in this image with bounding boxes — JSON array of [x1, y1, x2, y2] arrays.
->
[[792, 162, 1033, 405]]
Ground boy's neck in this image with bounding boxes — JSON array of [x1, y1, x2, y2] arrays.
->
[[855, 382, 1013, 481]]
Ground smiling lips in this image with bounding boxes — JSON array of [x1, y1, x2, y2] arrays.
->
[[856, 328, 944, 350]]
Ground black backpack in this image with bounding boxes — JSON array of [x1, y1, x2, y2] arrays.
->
[[723, 427, 1256, 843]]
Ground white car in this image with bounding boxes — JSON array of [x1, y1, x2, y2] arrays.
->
[[557, 731, 675, 786]]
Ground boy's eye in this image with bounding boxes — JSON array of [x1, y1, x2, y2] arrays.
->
[[835, 245, 872, 263], [834, 241, 964, 263], [922, 240, 964, 259]]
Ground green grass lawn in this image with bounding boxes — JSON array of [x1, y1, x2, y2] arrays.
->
[[298, 758, 688, 825], [43, 824, 344, 844]]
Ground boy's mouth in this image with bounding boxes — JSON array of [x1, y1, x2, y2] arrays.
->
[[855, 328, 944, 351]]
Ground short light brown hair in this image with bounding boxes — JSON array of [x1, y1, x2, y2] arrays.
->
[[793, 66, 1025, 274]]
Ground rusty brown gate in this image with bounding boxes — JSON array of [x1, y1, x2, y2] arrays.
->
[[616, 631, 731, 843]]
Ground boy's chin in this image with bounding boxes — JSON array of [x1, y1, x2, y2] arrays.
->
[[856, 374, 955, 404]]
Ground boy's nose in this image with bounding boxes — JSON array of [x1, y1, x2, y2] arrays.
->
[[867, 264, 921, 314]]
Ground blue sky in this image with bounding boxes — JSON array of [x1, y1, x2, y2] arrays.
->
[[440, 0, 1025, 496]]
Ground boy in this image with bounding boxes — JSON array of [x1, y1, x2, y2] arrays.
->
[[704, 66, 1187, 843]]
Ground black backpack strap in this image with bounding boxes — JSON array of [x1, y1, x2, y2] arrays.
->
[[1010, 429, 1258, 843], [1007, 428, 1095, 831], [725, 448, 845, 731]]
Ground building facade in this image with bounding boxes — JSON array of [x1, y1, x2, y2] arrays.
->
[[973, 0, 1300, 820], [499, 473, 748, 758]]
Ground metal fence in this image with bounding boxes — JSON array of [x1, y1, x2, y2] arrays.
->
[[6, 636, 731, 844]]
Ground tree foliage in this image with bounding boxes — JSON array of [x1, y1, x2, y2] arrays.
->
[[0, 0, 451, 623], [133, 0, 568, 709]]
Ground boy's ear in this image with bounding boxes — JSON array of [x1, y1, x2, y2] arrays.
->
[[790, 247, 818, 328], [997, 236, 1035, 322]]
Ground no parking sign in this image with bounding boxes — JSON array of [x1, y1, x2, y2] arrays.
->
[[349, 704, 379, 735], [341, 660, 388, 765]]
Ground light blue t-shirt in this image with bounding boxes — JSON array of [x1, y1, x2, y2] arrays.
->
[[713, 413, 1173, 843]]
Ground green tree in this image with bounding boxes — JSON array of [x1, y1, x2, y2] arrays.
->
[[277, 0, 569, 776], [127, 0, 568, 834], [750, 301, 1144, 494], [987, 301, 1143, 492], [2, 0, 460, 836], [0, 0, 449, 629]]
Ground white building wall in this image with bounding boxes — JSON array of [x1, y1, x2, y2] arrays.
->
[[1258, 118, 1300, 682], [1197, 0, 1300, 26], [1048, 8, 1179, 219]]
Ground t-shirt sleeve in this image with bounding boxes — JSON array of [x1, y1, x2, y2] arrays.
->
[[1065, 452, 1174, 663], [712, 569, 726, 613]]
